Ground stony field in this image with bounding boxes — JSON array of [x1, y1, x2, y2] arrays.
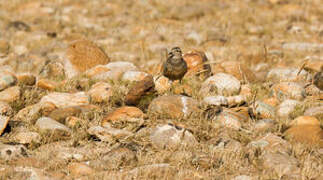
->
[[0, 0, 322, 179]]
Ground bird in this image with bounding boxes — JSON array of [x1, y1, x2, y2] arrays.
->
[[162, 47, 187, 83]]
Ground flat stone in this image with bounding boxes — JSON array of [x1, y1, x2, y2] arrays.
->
[[91, 146, 137, 170], [0, 71, 17, 91], [40, 92, 89, 108], [36, 78, 57, 91], [203, 96, 228, 106], [253, 101, 276, 119], [0, 115, 10, 135], [87, 126, 133, 142], [16, 73, 36, 86], [277, 99, 301, 118], [215, 112, 241, 130], [122, 70, 150, 83], [262, 152, 300, 177], [87, 82, 113, 103], [0, 86, 20, 103], [200, 73, 241, 97], [35, 117, 71, 136], [13, 131, 41, 144], [148, 95, 199, 119], [101, 106, 144, 127], [86, 61, 137, 81], [150, 124, 197, 150], [125, 75, 154, 105], [272, 82, 306, 100], [267, 67, 309, 82]]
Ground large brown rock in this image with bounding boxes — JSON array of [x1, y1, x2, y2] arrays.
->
[[183, 50, 211, 79], [148, 95, 199, 119], [125, 75, 154, 105], [65, 39, 110, 77]]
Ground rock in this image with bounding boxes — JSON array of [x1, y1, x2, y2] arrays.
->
[[48, 106, 82, 124], [267, 67, 309, 82], [39, 61, 65, 80], [200, 73, 241, 96], [40, 92, 89, 108], [101, 106, 144, 127], [282, 42, 323, 51], [68, 162, 94, 177], [248, 133, 292, 155], [0, 86, 20, 103], [253, 101, 276, 119], [148, 95, 199, 119], [277, 99, 301, 118], [0, 71, 17, 91], [304, 106, 323, 119], [272, 82, 306, 101], [284, 125, 323, 147], [254, 119, 275, 132], [262, 97, 279, 107], [182, 50, 211, 79], [0, 39, 10, 57], [87, 126, 133, 142], [65, 39, 110, 78], [86, 62, 137, 81], [87, 82, 113, 103], [227, 95, 247, 107], [214, 112, 242, 130], [0, 101, 13, 116], [122, 71, 150, 83], [92, 146, 137, 170], [262, 152, 300, 177], [0, 143, 27, 161], [16, 73, 36, 86], [36, 78, 57, 91], [13, 131, 41, 144], [289, 116, 320, 127], [212, 61, 257, 83], [240, 84, 252, 99], [39, 102, 57, 116], [150, 124, 197, 150], [153, 75, 171, 94], [14, 103, 42, 124], [125, 75, 154, 105], [203, 96, 228, 106], [35, 117, 71, 137], [0, 115, 10, 135]]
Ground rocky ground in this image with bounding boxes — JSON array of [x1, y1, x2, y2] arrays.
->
[[0, 0, 322, 179]]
